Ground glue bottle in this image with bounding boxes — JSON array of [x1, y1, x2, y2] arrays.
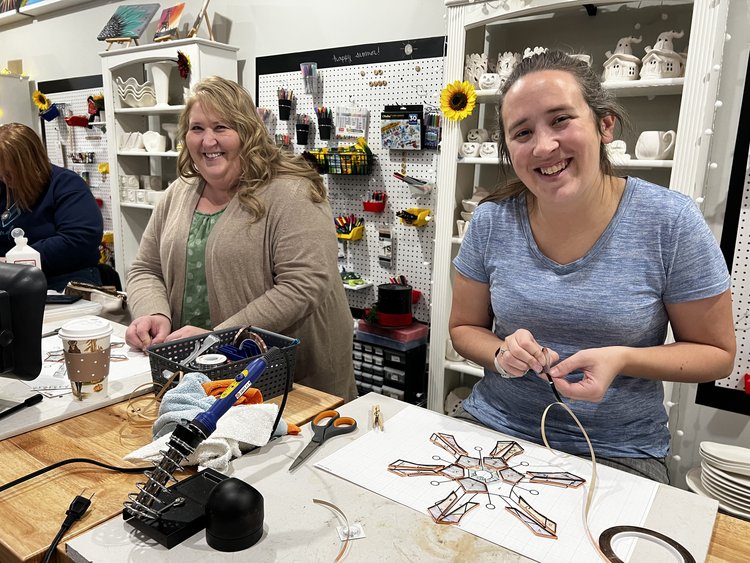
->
[[5, 228, 41, 269]]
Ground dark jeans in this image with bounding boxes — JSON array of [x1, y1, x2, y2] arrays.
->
[[452, 403, 670, 484], [46, 266, 102, 292]]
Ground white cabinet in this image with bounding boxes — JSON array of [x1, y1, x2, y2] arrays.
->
[[99, 38, 238, 282], [428, 0, 730, 413]]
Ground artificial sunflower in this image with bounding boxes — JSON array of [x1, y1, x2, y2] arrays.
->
[[32, 90, 51, 112], [176, 51, 191, 80], [440, 80, 477, 121]]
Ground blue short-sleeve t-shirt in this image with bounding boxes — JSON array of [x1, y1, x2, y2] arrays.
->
[[453, 177, 730, 458]]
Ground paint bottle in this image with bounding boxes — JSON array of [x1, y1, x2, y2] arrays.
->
[[5, 228, 41, 269]]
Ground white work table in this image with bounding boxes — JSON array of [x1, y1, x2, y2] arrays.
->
[[67, 393, 720, 562]]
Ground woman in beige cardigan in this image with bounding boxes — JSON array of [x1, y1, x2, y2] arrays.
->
[[125, 76, 356, 401]]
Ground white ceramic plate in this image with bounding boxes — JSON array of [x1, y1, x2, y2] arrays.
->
[[700, 441, 750, 465], [702, 460, 750, 488], [700, 474, 750, 512], [701, 465, 750, 503], [686, 467, 750, 520], [699, 453, 750, 477]]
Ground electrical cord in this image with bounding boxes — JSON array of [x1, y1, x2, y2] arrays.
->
[[0, 458, 150, 494], [40, 491, 93, 563]]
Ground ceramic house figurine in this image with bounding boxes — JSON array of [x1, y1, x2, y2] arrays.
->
[[640, 30, 686, 80], [602, 36, 642, 82], [497, 51, 522, 85], [464, 53, 488, 87], [466, 128, 490, 143]]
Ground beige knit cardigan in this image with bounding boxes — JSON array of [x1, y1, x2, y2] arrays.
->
[[127, 175, 357, 401]]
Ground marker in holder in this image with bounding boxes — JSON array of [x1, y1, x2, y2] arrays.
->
[[277, 88, 294, 121], [300, 62, 318, 95], [315, 106, 333, 140]]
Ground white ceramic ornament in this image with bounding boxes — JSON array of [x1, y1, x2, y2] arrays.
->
[[479, 142, 498, 158], [466, 128, 489, 143], [602, 35, 642, 82], [460, 142, 480, 158], [478, 73, 502, 90], [491, 129, 501, 143], [640, 30, 686, 79], [463, 53, 488, 87]]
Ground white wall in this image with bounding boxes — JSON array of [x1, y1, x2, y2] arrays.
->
[[0, 0, 448, 90], [1, 0, 748, 487]]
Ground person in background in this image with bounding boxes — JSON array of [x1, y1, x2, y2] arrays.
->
[[125, 76, 356, 401], [449, 50, 735, 483], [0, 122, 103, 291]]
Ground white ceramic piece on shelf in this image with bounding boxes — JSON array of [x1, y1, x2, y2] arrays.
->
[[118, 175, 139, 188], [460, 211, 474, 222], [602, 35, 642, 82], [496, 51, 521, 85], [466, 128, 489, 143], [162, 123, 179, 151], [635, 130, 675, 160], [135, 190, 147, 203], [120, 132, 145, 151], [479, 142, 498, 158], [140, 175, 162, 191], [142, 131, 167, 153], [478, 73, 501, 90], [127, 188, 137, 202], [459, 142, 480, 158], [491, 129, 501, 143], [640, 31, 686, 79], [148, 61, 174, 106], [456, 220, 468, 238], [461, 199, 478, 213], [523, 46, 547, 59], [569, 53, 592, 67], [463, 53, 487, 87], [114, 76, 156, 108]]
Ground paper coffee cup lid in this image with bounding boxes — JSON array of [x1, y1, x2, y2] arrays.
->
[[58, 316, 113, 340], [196, 354, 227, 366]]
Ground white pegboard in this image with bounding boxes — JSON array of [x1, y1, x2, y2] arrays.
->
[[42, 88, 112, 231], [728, 156, 750, 392], [258, 56, 445, 322]]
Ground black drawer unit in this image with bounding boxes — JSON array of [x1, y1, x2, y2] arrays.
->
[[352, 337, 427, 405]]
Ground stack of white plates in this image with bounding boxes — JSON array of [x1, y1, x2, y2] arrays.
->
[[686, 441, 750, 520]]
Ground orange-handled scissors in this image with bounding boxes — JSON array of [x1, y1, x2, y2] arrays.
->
[[288, 410, 357, 471]]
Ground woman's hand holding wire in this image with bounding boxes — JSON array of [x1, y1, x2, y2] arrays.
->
[[500, 329, 560, 377], [547, 347, 624, 402]]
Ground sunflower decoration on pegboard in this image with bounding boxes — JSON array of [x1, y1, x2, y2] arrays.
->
[[440, 80, 477, 121], [32, 90, 60, 122]]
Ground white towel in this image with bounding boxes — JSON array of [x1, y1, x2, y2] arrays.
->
[[125, 403, 278, 472]]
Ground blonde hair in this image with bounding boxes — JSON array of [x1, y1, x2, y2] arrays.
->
[[0, 123, 52, 211], [176, 76, 326, 220]]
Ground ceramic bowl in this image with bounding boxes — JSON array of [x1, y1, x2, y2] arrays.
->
[[461, 199, 478, 212], [460, 211, 474, 222]]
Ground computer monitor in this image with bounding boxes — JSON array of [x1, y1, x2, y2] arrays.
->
[[0, 262, 47, 380]]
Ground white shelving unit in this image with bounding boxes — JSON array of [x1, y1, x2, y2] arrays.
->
[[428, 0, 730, 414], [99, 38, 238, 282]]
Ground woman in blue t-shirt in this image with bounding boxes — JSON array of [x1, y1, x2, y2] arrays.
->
[[0, 123, 103, 291], [450, 50, 735, 484]]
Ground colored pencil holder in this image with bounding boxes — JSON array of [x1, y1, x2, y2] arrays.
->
[[318, 124, 332, 140], [278, 99, 292, 121], [295, 123, 310, 145]]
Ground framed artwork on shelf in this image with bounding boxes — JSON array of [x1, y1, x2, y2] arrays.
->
[[154, 3, 185, 42], [96, 4, 161, 42], [187, 0, 213, 40]]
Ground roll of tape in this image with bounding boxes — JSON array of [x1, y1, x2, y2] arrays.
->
[[598, 525, 695, 563], [195, 353, 228, 366]]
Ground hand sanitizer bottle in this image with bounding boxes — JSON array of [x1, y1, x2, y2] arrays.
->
[[6, 228, 41, 268]]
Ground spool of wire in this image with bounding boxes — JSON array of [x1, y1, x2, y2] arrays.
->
[[195, 353, 227, 367]]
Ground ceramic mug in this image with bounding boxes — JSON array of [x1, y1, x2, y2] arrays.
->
[[479, 142, 498, 158], [460, 142, 481, 158], [456, 219, 468, 238], [635, 130, 676, 160]]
